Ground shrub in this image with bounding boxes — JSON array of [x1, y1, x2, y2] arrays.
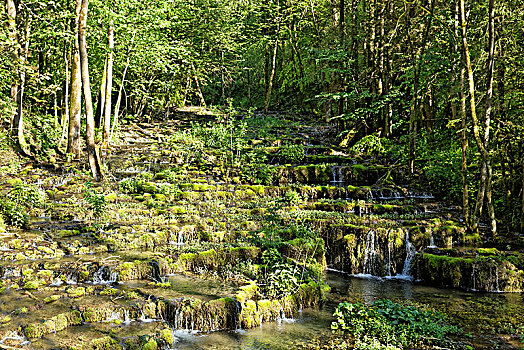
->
[[332, 299, 459, 348], [279, 143, 305, 164]]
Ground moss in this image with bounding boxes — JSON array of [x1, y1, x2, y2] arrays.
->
[[352, 164, 367, 172], [180, 191, 200, 201], [66, 286, 86, 298], [239, 300, 260, 328], [158, 328, 174, 345], [88, 336, 121, 350], [478, 248, 500, 256], [168, 206, 186, 214], [23, 279, 41, 290], [372, 204, 394, 214], [235, 282, 258, 304], [44, 295, 60, 303], [105, 193, 118, 203]]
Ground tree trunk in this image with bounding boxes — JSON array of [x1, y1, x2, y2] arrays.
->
[[78, 0, 102, 181], [103, 21, 114, 143], [59, 39, 70, 149], [191, 62, 206, 108], [264, 20, 280, 113], [521, 163, 524, 233], [460, 0, 492, 234], [337, 0, 345, 116], [460, 65, 470, 228], [110, 31, 135, 144], [96, 59, 107, 129], [408, 0, 434, 174], [67, 0, 83, 159], [6, 0, 30, 155]]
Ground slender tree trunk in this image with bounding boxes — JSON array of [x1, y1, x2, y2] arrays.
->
[[469, 0, 496, 236], [338, 0, 345, 116], [408, 0, 434, 174], [110, 31, 135, 144], [7, 0, 30, 155], [68, 0, 82, 158], [460, 0, 491, 234], [460, 65, 470, 228], [103, 21, 114, 143], [96, 59, 107, 129], [521, 164, 524, 233], [264, 21, 280, 113], [191, 62, 206, 108], [59, 40, 70, 148], [78, 0, 102, 181]]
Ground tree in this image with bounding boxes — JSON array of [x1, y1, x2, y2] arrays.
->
[[78, 0, 102, 181]]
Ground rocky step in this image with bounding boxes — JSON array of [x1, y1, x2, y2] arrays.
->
[[413, 248, 524, 292]]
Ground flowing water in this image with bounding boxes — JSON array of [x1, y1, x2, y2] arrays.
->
[[163, 272, 524, 349]]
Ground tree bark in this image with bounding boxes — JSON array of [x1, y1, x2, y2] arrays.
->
[[111, 31, 135, 144], [460, 0, 492, 234], [521, 163, 524, 233], [460, 65, 470, 228], [96, 58, 107, 129], [78, 0, 102, 181], [264, 20, 280, 113], [67, 0, 82, 158], [59, 39, 70, 149], [103, 21, 114, 143], [6, 0, 30, 155]]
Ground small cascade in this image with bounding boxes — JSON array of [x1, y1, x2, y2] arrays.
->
[[362, 230, 379, 276], [471, 264, 477, 291], [396, 231, 416, 280], [91, 266, 118, 285], [428, 230, 437, 248], [385, 230, 392, 277], [123, 309, 133, 325], [139, 310, 156, 323], [150, 261, 164, 282], [66, 273, 78, 285], [331, 166, 344, 188]]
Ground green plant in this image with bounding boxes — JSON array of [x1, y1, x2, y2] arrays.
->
[[119, 178, 141, 194], [350, 135, 387, 157], [332, 300, 460, 348], [0, 181, 46, 228], [264, 263, 299, 299], [83, 182, 107, 221], [283, 189, 301, 204], [279, 143, 305, 164]]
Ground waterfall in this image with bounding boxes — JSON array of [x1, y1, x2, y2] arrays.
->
[[385, 230, 392, 277], [471, 264, 477, 291], [331, 166, 344, 188], [362, 230, 379, 276], [427, 228, 437, 248], [91, 266, 118, 285], [396, 231, 416, 280]]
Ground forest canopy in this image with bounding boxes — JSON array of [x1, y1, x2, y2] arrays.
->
[[1, 0, 524, 234]]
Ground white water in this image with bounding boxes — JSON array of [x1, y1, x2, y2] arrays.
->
[[395, 231, 416, 281], [362, 230, 378, 275]]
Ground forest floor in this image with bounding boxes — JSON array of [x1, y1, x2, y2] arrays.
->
[[0, 107, 523, 349]]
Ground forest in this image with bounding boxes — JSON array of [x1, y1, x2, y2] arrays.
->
[[0, 0, 523, 349]]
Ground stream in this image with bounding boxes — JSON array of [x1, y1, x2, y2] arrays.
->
[[168, 272, 524, 349]]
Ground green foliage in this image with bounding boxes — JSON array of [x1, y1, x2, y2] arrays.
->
[[0, 180, 46, 228], [119, 178, 141, 194], [83, 182, 107, 221], [332, 300, 459, 348], [283, 189, 302, 204], [264, 263, 299, 299], [6, 180, 46, 208], [351, 135, 387, 157], [279, 143, 305, 164], [0, 199, 29, 228]]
